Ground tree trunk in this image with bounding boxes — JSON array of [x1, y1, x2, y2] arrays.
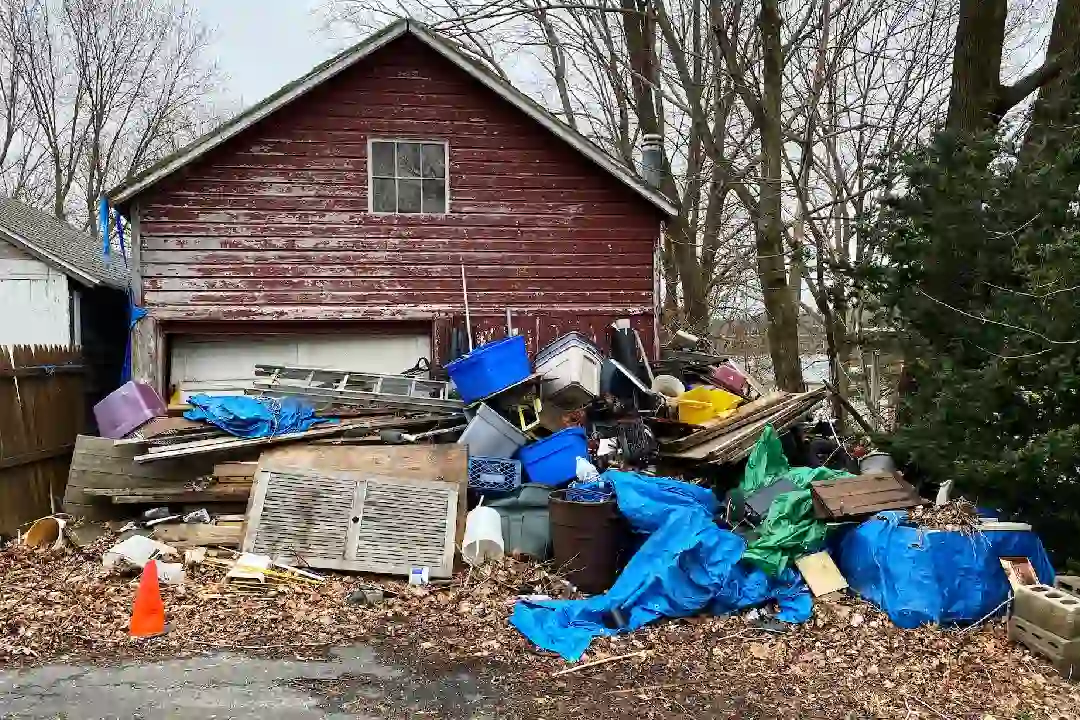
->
[[1023, 0, 1080, 161], [945, 0, 1008, 133], [758, 0, 804, 391]]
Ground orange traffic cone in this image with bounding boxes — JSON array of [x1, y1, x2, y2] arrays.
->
[[129, 559, 166, 637]]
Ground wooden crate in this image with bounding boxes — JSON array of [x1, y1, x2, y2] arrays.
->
[[811, 473, 925, 520]]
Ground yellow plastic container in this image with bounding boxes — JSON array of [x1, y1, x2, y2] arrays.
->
[[677, 386, 742, 425]]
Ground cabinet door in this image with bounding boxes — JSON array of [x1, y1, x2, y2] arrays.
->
[[246, 468, 364, 564], [349, 476, 458, 578]]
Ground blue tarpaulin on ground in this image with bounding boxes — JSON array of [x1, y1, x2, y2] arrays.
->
[[509, 471, 812, 661], [837, 511, 1055, 628], [184, 395, 325, 438]]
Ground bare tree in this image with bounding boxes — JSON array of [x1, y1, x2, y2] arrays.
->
[[0, 0, 221, 232]]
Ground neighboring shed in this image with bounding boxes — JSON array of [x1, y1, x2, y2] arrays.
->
[[0, 197, 131, 425], [108, 20, 675, 399]]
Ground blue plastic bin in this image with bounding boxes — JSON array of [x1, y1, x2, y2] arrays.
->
[[517, 427, 588, 487], [446, 335, 532, 404]]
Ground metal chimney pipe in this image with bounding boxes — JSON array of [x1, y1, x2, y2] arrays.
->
[[641, 133, 664, 189]]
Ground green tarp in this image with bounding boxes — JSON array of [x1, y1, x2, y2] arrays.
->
[[739, 426, 852, 575]]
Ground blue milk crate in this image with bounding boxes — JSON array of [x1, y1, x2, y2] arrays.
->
[[446, 335, 531, 404], [468, 456, 523, 493]]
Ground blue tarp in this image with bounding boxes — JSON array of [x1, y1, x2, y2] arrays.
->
[[509, 471, 812, 660], [184, 395, 326, 438], [838, 511, 1055, 628]]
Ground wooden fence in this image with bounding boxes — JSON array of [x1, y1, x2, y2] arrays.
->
[[0, 345, 85, 537]]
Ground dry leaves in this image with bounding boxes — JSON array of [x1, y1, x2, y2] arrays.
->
[[908, 498, 981, 533], [2, 539, 1079, 719]]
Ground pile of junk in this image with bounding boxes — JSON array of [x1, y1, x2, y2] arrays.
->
[[40, 319, 1067, 671]]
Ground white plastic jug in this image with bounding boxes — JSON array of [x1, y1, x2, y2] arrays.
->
[[462, 503, 505, 566]]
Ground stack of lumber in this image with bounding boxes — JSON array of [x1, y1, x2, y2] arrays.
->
[[660, 388, 828, 464]]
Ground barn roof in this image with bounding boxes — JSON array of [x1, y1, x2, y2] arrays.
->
[[107, 19, 678, 216], [0, 197, 128, 289]]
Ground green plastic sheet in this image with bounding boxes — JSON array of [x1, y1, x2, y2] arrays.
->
[[739, 426, 852, 575]]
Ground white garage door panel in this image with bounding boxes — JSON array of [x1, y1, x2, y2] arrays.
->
[[169, 333, 431, 399]]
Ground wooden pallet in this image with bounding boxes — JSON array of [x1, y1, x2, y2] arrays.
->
[[810, 473, 925, 519]]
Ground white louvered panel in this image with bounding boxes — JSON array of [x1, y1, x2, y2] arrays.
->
[[354, 481, 453, 576], [252, 470, 359, 559]]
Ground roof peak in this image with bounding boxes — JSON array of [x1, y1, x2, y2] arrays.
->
[[107, 19, 676, 216]]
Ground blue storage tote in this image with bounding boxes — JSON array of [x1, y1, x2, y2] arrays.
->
[[517, 427, 588, 487], [446, 335, 532, 404]]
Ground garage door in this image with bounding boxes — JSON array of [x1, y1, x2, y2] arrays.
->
[[169, 333, 431, 400]]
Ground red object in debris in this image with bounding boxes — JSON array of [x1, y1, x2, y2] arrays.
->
[[850, 445, 868, 459], [709, 364, 750, 397]]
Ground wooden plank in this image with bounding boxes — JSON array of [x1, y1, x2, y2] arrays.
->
[[795, 552, 849, 597], [0, 363, 84, 378], [83, 486, 251, 503], [812, 474, 903, 499], [153, 523, 244, 548], [661, 392, 790, 453], [135, 416, 442, 463], [811, 474, 923, 519], [213, 461, 258, 478], [669, 392, 825, 461], [0, 444, 73, 470]]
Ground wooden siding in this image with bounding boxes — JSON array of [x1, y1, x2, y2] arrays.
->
[[136, 35, 662, 335], [0, 242, 72, 346]]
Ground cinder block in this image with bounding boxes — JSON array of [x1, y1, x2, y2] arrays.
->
[[1013, 584, 1080, 640], [1009, 616, 1080, 681], [1056, 576, 1080, 596]]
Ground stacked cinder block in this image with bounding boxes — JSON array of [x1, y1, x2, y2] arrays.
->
[[1009, 578, 1080, 680]]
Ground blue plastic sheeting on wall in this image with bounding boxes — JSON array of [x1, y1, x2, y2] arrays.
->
[[509, 471, 812, 661], [838, 511, 1055, 628], [184, 395, 326, 438]]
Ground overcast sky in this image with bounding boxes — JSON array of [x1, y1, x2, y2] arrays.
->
[[192, 0, 344, 107]]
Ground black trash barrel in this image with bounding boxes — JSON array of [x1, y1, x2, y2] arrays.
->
[[548, 490, 620, 595]]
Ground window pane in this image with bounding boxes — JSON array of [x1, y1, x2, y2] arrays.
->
[[422, 179, 446, 213], [397, 142, 422, 178], [421, 143, 445, 179], [372, 177, 396, 212], [371, 142, 395, 176], [398, 179, 422, 213]]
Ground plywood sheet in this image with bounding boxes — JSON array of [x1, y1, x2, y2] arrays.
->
[[795, 551, 849, 597]]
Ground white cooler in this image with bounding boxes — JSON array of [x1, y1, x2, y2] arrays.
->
[[535, 332, 604, 409]]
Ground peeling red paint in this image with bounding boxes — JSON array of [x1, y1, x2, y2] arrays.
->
[[135, 35, 663, 352]]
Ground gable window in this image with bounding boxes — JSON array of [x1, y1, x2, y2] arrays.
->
[[369, 140, 448, 214]]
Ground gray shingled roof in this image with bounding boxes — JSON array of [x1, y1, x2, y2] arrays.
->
[[0, 197, 128, 289]]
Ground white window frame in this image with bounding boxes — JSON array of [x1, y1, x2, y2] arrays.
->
[[367, 138, 450, 215]]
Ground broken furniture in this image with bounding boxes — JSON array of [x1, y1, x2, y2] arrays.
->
[[241, 444, 467, 578], [811, 473, 924, 520]]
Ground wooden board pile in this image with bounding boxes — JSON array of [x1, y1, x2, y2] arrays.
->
[[659, 388, 829, 465]]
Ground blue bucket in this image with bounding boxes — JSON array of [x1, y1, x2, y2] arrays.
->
[[446, 335, 531, 403], [517, 427, 588, 488]]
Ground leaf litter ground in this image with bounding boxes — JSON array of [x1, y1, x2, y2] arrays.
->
[[1, 538, 1078, 718]]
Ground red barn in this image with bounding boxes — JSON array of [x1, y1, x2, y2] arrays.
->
[[108, 20, 675, 399]]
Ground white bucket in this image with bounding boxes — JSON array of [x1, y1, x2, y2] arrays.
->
[[462, 505, 505, 565]]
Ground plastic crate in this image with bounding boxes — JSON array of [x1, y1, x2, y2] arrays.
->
[[516, 427, 588, 487], [94, 381, 167, 439], [446, 335, 532, 404], [457, 403, 528, 458], [468, 456, 523, 493]]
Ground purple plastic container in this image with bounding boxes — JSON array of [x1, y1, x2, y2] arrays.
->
[[93, 381, 167, 439]]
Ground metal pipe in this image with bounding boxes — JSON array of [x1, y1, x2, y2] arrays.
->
[[505, 307, 513, 336], [460, 264, 473, 351]]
